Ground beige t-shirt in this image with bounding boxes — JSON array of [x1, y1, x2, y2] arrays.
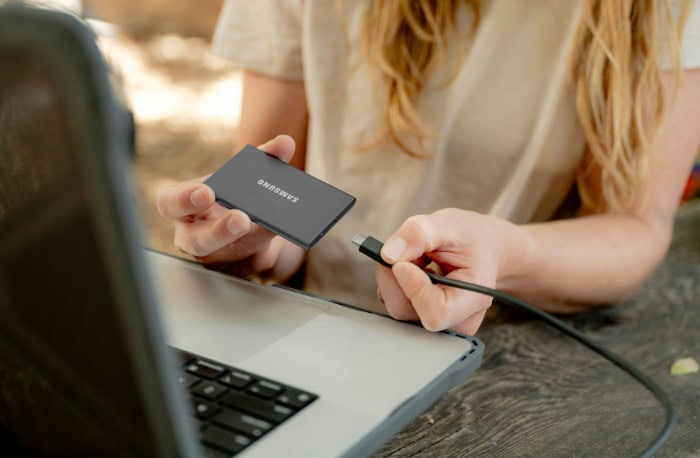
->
[[212, 0, 700, 312]]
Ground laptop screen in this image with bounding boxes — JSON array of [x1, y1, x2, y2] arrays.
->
[[0, 44, 161, 455]]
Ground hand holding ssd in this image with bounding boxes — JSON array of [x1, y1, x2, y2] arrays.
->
[[204, 145, 356, 250]]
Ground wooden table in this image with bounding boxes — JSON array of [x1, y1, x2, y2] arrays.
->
[[376, 200, 700, 457]]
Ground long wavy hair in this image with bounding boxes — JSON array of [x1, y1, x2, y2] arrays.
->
[[356, 0, 693, 213]]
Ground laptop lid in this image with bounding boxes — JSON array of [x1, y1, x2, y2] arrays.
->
[[0, 5, 197, 457]]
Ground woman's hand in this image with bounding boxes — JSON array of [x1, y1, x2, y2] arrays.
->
[[374, 209, 532, 335], [376, 71, 700, 336], [156, 135, 304, 279]]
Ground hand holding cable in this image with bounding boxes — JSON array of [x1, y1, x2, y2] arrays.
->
[[352, 232, 675, 458]]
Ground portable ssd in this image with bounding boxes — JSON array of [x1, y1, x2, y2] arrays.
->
[[204, 145, 356, 250]]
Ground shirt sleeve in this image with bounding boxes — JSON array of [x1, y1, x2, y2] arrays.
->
[[211, 0, 304, 80], [661, 0, 700, 70]]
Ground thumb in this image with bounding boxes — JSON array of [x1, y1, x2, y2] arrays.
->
[[257, 134, 296, 163], [381, 215, 441, 264]]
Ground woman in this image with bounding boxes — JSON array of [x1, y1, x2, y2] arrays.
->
[[156, 0, 700, 335]]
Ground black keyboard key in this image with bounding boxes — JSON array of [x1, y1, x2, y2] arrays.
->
[[179, 373, 200, 388], [277, 388, 316, 409], [186, 360, 226, 380], [212, 408, 273, 438], [220, 370, 254, 389], [270, 404, 293, 421], [193, 399, 220, 420], [191, 381, 229, 400], [202, 448, 230, 458], [173, 347, 318, 455], [221, 391, 294, 424], [248, 380, 282, 399], [201, 425, 251, 455]]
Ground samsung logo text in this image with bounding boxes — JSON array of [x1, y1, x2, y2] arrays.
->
[[257, 179, 299, 203]]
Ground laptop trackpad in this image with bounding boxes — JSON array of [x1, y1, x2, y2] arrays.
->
[[146, 251, 329, 363]]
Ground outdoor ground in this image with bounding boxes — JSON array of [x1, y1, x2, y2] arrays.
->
[[98, 28, 242, 256]]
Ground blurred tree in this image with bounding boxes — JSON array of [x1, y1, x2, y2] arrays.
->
[[84, 0, 224, 39]]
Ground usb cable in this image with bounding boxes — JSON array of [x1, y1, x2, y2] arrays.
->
[[352, 234, 675, 458]]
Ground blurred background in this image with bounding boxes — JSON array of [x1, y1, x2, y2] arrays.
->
[[77, 0, 240, 256]]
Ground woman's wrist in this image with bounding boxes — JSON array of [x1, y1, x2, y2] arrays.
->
[[493, 218, 539, 294]]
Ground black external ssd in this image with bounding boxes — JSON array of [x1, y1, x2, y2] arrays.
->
[[204, 145, 356, 250]]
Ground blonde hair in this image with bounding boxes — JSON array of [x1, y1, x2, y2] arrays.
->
[[358, 0, 692, 213], [572, 0, 692, 212], [359, 0, 478, 156]]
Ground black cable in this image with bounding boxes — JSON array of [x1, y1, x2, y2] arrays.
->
[[352, 234, 676, 458]]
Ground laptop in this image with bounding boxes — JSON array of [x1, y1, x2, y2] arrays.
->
[[0, 4, 483, 457]]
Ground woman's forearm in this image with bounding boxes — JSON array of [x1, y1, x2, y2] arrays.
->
[[501, 70, 700, 313], [237, 69, 308, 170], [500, 214, 673, 312]]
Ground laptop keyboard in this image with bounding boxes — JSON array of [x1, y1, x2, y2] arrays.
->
[[174, 349, 318, 457]]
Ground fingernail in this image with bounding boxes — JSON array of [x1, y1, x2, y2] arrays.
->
[[382, 237, 407, 262], [258, 135, 280, 150], [190, 189, 208, 208]]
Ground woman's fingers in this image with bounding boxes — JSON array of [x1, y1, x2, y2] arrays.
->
[[375, 264, 420, 322], [156, 181, 215, 221], [175, 209, 251, 257], [176, 209, 283, 263], [450, 309, 488, 337], [390, 261, 492, 333], [157, 134, 295, 223], [203, 236, 286, 278], [380, 214, 443, 264]]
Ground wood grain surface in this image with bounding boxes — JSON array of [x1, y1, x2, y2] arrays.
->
[[376, 200, 700, 458]]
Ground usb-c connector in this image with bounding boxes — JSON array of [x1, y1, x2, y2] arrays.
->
[[352, 234, 391, 268]]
